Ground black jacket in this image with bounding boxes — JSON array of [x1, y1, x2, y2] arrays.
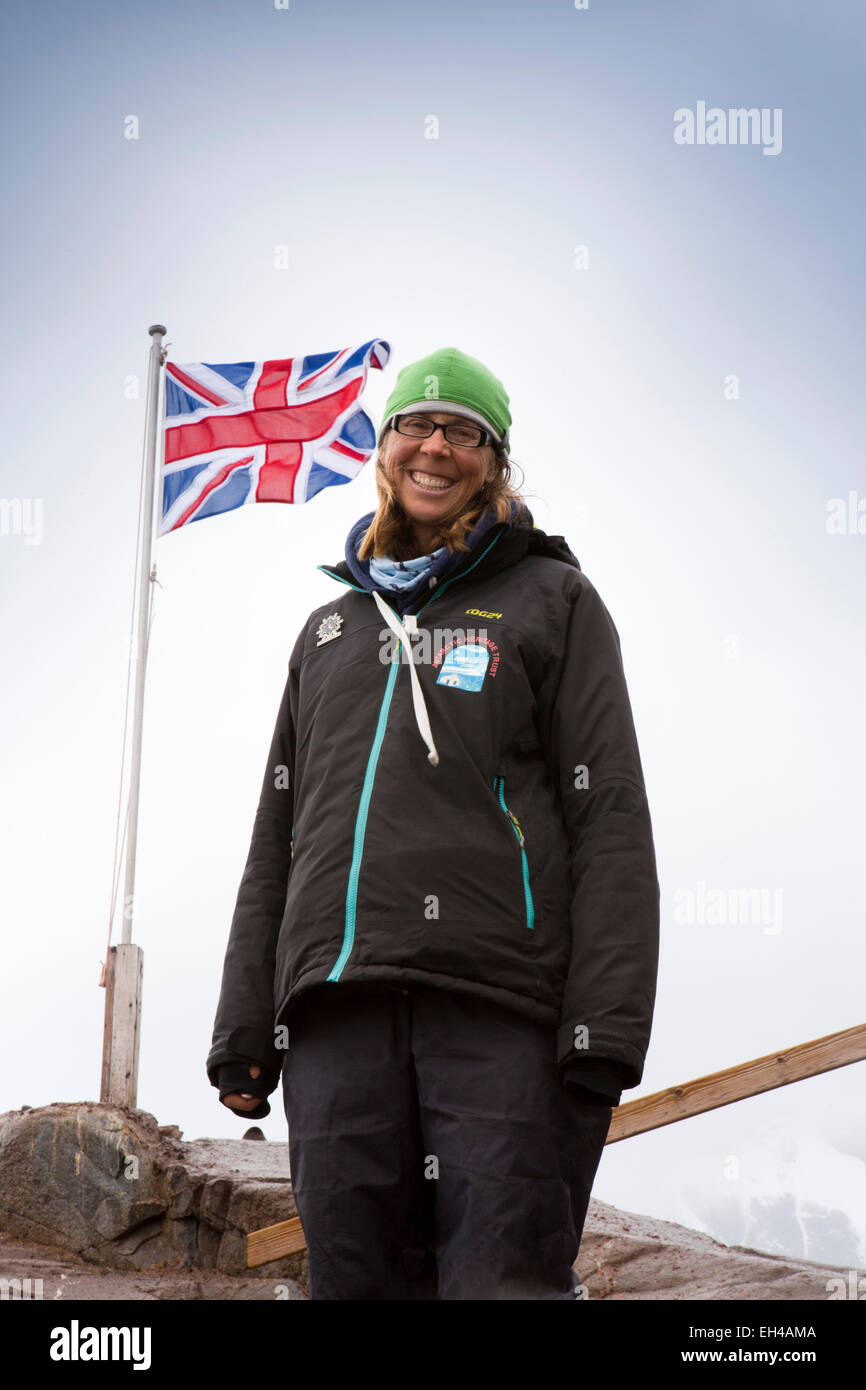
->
[[207, 502, 660, 1110]]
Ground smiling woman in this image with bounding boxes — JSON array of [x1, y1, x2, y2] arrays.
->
[[207, 343, 661, 1301]]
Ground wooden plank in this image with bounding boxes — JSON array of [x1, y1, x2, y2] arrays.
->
[[99, 944, 144, 1108], [608, 1021, 866, 1143], [247, 1214, 306, 1268], [245, 1021, 866, 1265]]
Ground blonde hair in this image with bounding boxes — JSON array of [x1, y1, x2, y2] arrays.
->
[[357, 425, 530, 562]]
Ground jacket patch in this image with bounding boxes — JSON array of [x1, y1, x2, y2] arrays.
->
[[435, 636, 500, 692]]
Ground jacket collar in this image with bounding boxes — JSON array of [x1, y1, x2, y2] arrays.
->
[[319, 499, 581, 613]]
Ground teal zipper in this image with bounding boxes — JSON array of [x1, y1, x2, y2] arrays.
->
[[319, 528, 507, 978], [327, 653, 402, 979], [494, 776, 535, 930]]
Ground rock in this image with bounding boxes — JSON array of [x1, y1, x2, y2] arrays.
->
[[0, 1103, 305, 1286], [577, 1201, 847, 1300]]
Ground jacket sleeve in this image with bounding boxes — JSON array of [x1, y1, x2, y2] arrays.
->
[[535, 573, 660, 1094], [564, 1057, 631, 1107], [205, 628, 304, 1096]]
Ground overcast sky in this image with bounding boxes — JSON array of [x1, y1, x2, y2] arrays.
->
[[2, 0, 864, 1272]]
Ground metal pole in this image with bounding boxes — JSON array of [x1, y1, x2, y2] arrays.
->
[[101, 324, 165, 1109], [121, 324, 166, 945]]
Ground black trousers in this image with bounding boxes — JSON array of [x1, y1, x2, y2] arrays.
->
[[281, 981, 612, 1300]]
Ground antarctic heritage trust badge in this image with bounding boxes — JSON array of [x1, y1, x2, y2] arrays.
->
[[316, 612, 344, 646]]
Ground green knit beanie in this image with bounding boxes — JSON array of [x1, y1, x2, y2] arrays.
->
[[378, 346, 511, 453]]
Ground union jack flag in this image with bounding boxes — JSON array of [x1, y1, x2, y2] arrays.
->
[[159, 338, 390, 535]]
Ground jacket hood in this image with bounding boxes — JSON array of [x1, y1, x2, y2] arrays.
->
[[321, 498, 581, 616]]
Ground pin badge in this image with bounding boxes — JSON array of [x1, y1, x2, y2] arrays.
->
[[316, 612, 344, 646]]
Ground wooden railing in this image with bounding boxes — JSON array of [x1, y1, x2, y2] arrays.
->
[[246, 1021, 866, 1268]]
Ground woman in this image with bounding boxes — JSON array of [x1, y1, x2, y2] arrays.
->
[[207, 346, 660, 1300]]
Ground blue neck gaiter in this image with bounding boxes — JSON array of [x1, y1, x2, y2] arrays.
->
[[367, 545, 449, 593], [343, 499, 519, 615]]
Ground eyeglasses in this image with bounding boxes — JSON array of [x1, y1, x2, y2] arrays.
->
[[393, 414, 490, 448]]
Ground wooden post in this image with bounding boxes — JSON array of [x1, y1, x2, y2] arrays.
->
[[100, 944, 144, 1108]]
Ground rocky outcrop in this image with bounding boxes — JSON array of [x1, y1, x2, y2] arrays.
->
[[577, 1203, 846, 1300], [0, 1103, 304, 1284]]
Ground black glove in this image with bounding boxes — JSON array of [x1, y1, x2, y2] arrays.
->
[[217, 1061, 275, 1120], [563, 1058, 630, 1108]]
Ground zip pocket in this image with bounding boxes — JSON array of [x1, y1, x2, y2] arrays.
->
[[493, 776, 535, 930]]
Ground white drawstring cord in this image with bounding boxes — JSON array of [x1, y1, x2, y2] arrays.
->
[[372, 590, 440, 766]]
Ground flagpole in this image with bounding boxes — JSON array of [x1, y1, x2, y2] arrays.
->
[[122, 324, 166, 945], [101, 323, 166, 1108]]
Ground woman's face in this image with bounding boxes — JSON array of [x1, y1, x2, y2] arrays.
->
[[383, 411, 495, 547]]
